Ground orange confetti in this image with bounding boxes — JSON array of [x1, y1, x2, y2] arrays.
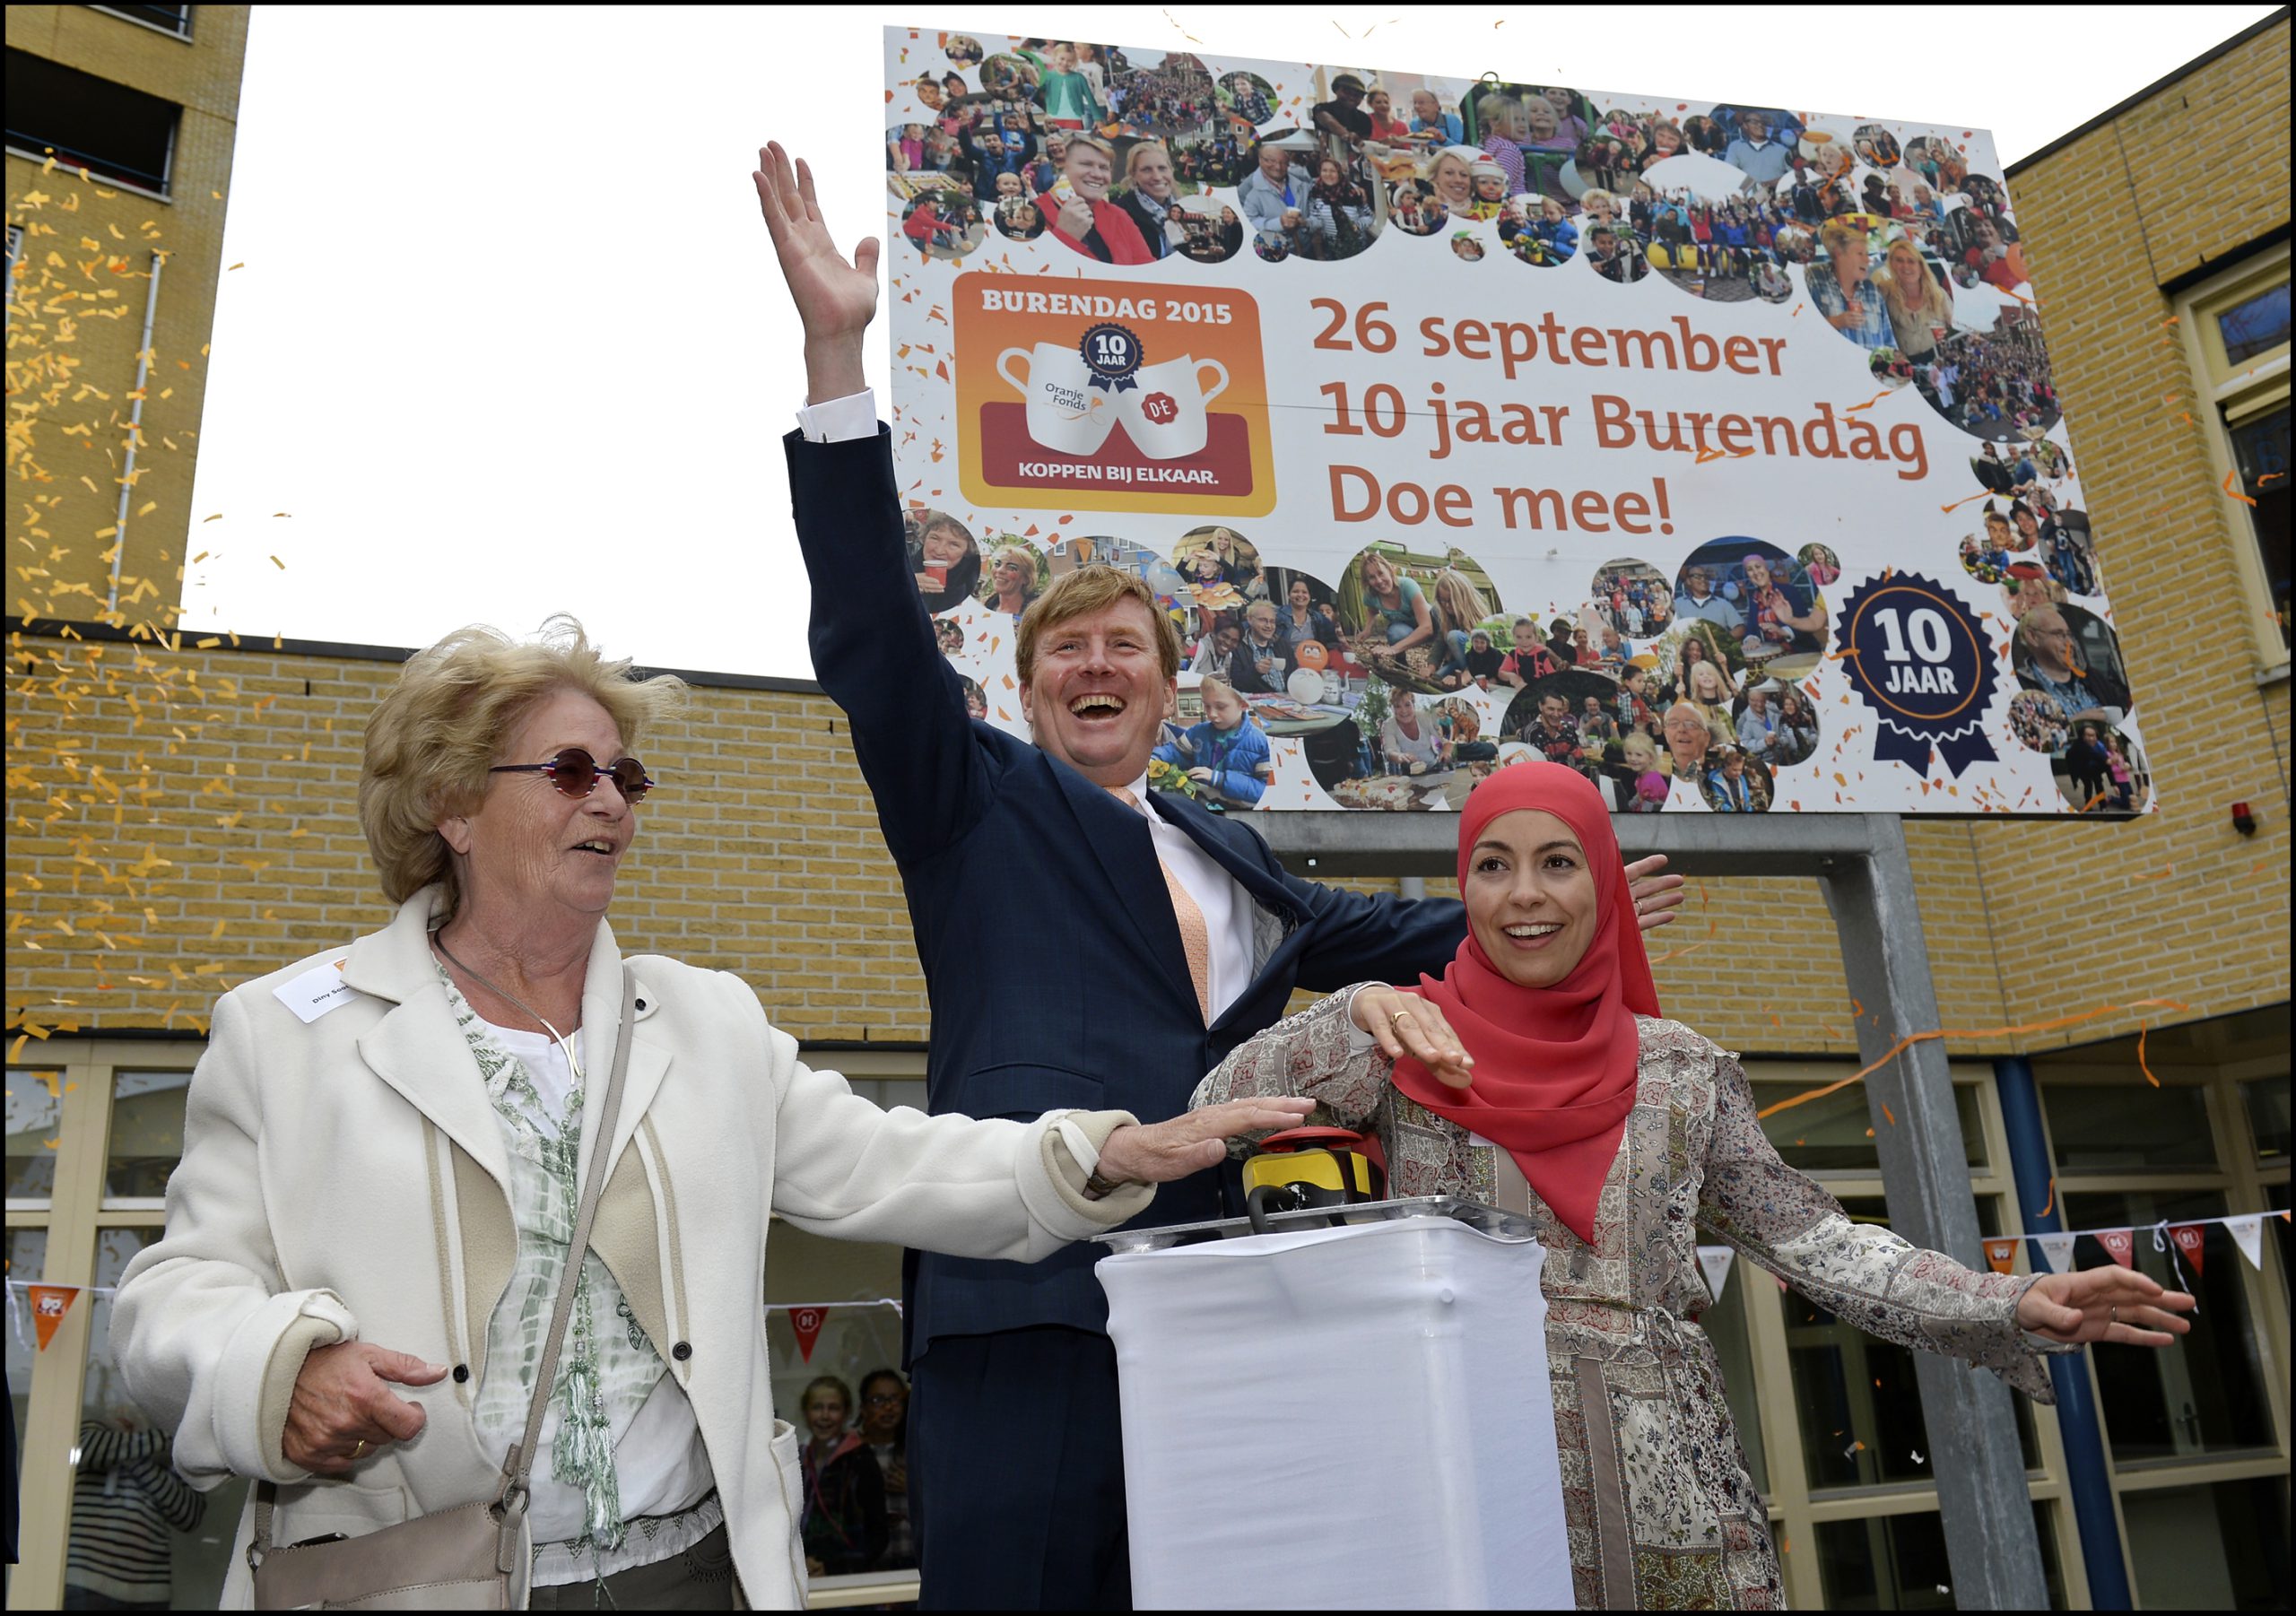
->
[[2222, 469, 2257, 507], [1758, 999, 2192, 1120], [2039, 1177, 2055, 1217], [2136, 1024, 2157, 1087]]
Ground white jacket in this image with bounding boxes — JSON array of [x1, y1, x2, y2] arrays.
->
[[111, 887, 1146, 1608]]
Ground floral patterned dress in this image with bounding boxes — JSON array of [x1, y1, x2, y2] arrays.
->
[[1190, 991, 2064, 1611]]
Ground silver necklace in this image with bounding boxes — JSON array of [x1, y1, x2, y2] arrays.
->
[[431, 931, 585, 1088]]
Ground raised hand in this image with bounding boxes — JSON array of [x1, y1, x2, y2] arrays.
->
[[1624, 853, 1685, 933], [1351, 985, 1474, 1088], [751, 141, 880, 401]]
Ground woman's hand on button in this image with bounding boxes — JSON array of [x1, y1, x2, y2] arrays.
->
[[1097, 1097, 1315, 1182], [283, 1342, 448, 1475], [1352, 986, 1473, 1089]]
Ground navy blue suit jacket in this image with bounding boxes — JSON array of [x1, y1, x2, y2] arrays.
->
[[786, 426, 1465, 1351]]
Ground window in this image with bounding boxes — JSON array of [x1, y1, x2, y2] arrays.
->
[[6, 1067, 66, 1204], [1813, 1502, 2065, 1610], [87, 4, 194, 37], [103, 1070, 193, 1205], [2226, 403, 2289, 651], [2179, 246, 2292, 665], [2219, 282, 2292, 366], [2, 50, 179, 196]]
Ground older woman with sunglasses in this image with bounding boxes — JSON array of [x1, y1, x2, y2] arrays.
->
[[109, 616, 1307, 1611]]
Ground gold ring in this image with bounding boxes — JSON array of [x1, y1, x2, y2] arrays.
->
[[1389, 1010, 1416, 1026], [2109, 1307, 2118, 1327], [352, 1438, 368, 1459]]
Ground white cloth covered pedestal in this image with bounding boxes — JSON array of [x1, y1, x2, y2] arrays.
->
[[1098, 1216, 1571, 1610]]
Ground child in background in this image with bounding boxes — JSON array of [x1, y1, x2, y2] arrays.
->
[[1621, 730, 1670, 812], [1465, 159, 1509, 220], [1462, 629, 1506, 688], [1151, 675, 1274, 806]]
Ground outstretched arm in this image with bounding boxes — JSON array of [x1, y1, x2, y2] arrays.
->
[[754, 142, 996, 863]]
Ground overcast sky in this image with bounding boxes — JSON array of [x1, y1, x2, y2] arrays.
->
[[177, 4, 2278, 677]]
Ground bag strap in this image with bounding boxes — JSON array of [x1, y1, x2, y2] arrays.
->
[[251, 967, 640, 1564]]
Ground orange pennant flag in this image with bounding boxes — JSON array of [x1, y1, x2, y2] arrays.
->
[[29, 1283, 80, 1350], [2168, 1223, 2205, 1275], [2097, 1229, 2135, 1269], [1982, 1238, 2017, 1275]]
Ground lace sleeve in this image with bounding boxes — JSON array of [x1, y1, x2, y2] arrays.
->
[[1188, 986, 1391, 1159], [1696, 1047, 2057, 1403]]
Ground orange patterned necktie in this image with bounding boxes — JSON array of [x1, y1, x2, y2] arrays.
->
[[1112, 787, 1212, 1023]]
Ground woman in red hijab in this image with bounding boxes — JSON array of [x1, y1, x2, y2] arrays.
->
[[1192, 760, 2191, 1611]]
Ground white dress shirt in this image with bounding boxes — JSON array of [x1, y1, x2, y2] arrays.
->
[[1110, 770, 1256, 1022], [796, 389, 1260, 1020]]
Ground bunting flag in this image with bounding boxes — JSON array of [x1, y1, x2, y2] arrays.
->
[[2225, 1215, 2264, 1271], [28, 1283, 79, 1350], [790, 1305, 828, 1364], [1696, 1245, 1735, 1303], [2168, 1223, 2206, 1275], [2036, 1233, 2077, 1274], [1983, 1238, 2017, 1274], [2097, 1229, 2135, 1269]]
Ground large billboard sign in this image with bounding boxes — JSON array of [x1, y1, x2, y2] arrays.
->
[[883, 26, 2145, 816]]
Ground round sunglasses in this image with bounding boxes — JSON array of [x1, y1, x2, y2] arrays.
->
[[489, 747, 656, 803]]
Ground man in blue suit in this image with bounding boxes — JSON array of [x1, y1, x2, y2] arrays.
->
[[752, 141, 1683, 1609]]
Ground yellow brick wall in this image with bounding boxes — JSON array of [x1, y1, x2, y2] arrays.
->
[[4, 4, 249, 627]]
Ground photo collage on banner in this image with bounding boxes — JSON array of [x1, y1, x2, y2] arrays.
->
[[883, 27, 2144, 815]]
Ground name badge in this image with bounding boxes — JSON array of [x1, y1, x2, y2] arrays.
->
[[274, 958, 358, 1024]]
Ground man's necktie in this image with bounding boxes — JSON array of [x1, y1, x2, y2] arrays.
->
[[1112, 788, 1212, 1024]]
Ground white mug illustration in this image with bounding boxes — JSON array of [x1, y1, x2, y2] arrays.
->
[[996, 343, 1117, 456], [1118, 355, 1230, 460]]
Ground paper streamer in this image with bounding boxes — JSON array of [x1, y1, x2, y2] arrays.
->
[[1696, 1244, 1735, 1303]]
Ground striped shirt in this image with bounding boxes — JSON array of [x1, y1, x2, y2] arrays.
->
[[65, 1421, 204, 1603]]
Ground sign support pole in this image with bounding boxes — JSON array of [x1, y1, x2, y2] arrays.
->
[[1257, 810, 2049, 1609]]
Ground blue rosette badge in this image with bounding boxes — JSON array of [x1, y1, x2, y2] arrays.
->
[[1080, 321, 1144, 392], [1836, 571, 1998, 777]]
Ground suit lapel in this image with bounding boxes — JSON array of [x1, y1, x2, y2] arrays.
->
[[344, 894, 513, 1195], [1048, 757, 1194, 1002], [573, 925, 672, 1194], [1147, 791, 1303, 917]]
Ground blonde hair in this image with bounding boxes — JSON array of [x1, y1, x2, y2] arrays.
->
[[1431, 567, 1491, 634], [1063, 131, 1116, 162], [1879, 237, 1954, 326], [360, 616, 685, 913], [1016, 566, 1183, 686], [1474, 90, 1522, 129], [1123, 142, 1172, 184], [1820, 217, 1866, 257]]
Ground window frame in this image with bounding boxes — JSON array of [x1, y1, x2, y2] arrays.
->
[[2175, 240, 2292, 678], [83, 4, 195, 41]]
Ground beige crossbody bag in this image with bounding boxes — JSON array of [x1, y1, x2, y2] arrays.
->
[[248, 969, 638, 1611]]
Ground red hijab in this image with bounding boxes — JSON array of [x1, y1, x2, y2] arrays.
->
[[1390, 763, 1659, 1245]]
